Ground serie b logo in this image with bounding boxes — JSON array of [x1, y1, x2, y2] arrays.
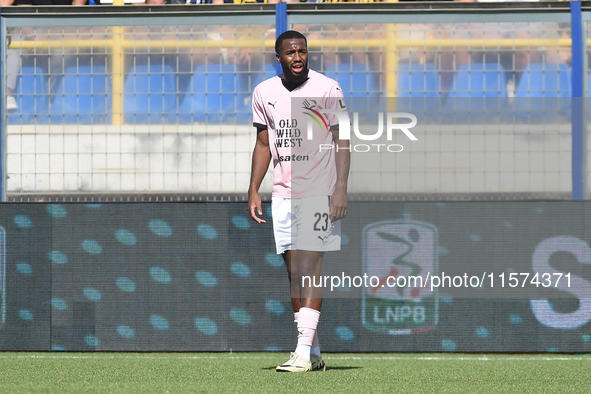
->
[[362, 220, 439, 335]]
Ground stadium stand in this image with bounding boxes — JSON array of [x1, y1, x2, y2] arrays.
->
[[176, 63, 251, 124], [124, 62, 177, 124], [0, 3, 580, 199], [46, 63, 111, 124], [441, 62, 508, 123], [513, 62, 572, 122], [396, 62, 440, 121], [325, 63, 379, 99], [7, 66, 49, 125]]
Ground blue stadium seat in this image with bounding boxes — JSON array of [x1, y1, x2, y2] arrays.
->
[[396, 62, 440, 121], [512, 62, 571, 123], [238, 64, 277, 124], [397, 62, 440, 97], [325, 63, 378, 98], [175, 64, 250, 124], [516, 62, 571, 96], [7, 66, 49, 125], [325, 63, 379, 114], [441, 63, 508, 123], [124, 63, 176, 124], [246, 63, 277, 92], [46, 64, 110, 124]]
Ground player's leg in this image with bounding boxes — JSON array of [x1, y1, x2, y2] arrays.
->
[[294, 250, 323, 361], [284, 196, 337, 371], [280, 250, 323, 370], [282, 250, 302, 313], [275, 201, 313, 372], [285, 250, 325, 369], [276, 197, 333, 372], [296, 250, 326, 371], [271, 197, 302, 314], [277, 249, 314, 372], [295, 196, 338, 369], [282, 249, 325, 371], [298, 250, 323, 310], [285, 250, 320, 367]]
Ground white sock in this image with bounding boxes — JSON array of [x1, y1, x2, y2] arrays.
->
[[295, 344, 311, 361], [293, 312, 311, 359], [295, 307, 320, 362]]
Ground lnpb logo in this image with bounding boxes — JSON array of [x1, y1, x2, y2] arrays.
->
[[362, 220, 438, 335]]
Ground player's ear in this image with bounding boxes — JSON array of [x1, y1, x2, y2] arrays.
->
[[275, 53, 281, 63]]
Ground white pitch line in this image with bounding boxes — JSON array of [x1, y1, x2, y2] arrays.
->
[[326, 356, 591, 361], [0, 354, 589, 362]]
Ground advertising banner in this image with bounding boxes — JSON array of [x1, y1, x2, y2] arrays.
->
[[0, 202, 589, 352]]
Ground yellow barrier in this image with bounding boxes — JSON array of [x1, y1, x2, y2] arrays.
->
[[112, 28, 124, 126], [9, 35, 573, 124], [11, 38, 573, 50]]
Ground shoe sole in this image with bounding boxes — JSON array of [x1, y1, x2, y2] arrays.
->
[[276, 366, 310, 372], [276, 352, 313, 372]]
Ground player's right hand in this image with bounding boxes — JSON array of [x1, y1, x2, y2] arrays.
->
[[248, 192, 266, 224]]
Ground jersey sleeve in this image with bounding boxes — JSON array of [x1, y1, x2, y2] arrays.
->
[[324, 82, 349, 128], [252, 86, 267, 130]]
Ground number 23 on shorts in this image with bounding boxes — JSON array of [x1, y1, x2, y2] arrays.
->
[[313, 212, 330, 232]]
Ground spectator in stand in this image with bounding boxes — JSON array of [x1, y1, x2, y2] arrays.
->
[[5, 0, 85, 4], [447, 0, 570, 96], [4, 35, 21, 111], [211, 0, 300, 3], [305, 0, 382, 2], [0, 0, 88, 112]]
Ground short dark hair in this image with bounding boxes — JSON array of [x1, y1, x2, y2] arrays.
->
[[275, 30, 307, 55]]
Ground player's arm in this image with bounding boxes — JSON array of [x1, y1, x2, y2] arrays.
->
[[330, 124, 350, 222], [248, 127, 271, 224]]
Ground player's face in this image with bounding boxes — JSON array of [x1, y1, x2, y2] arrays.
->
[[276, 38, 309, 84]]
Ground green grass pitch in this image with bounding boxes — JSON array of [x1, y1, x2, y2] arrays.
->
[[0, 352, 589, 393]]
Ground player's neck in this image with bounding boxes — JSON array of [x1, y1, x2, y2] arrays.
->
[[281, 76, 309, 92]]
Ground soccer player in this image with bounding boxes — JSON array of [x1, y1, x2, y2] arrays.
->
[[248, 30, 350, 372]]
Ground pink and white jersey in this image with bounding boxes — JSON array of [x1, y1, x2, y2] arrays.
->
[[252, 69, 349, 198]]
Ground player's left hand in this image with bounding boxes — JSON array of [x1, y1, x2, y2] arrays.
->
[[330, 188, 348, 223], [248, 191, 266, 224]]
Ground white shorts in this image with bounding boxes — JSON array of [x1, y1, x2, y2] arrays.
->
[[272, 195, 341, 255]]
